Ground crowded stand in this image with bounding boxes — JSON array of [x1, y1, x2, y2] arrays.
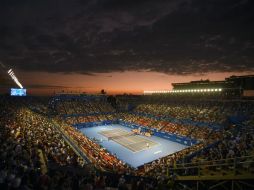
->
[[0, 97, 154, 189], [65, 114, 117, 125], [1, 94, 254, 189], [169, 124, 254, 180], [54, 98, 115, 115], [134, 101, 254, 125], [0, 97, 90, 189]]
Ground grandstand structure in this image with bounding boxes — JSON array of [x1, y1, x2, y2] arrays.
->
[[172, 75, 254, 98], [144, 75, 254, 99], [48, 93, 254, 189], [1, 89, 254, 189]]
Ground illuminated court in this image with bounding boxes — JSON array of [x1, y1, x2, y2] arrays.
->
[[99, 128, 158, 152], [80, 124, 188, 168]]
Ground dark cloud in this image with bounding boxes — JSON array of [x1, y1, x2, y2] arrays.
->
[[0, 0, 254, 75], [0, 64, 13, 86], [0, 75, 12, 87]]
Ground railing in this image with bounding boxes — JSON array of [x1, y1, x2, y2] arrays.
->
[[168, 155, 254, 180], [61, 111, 116, 118]]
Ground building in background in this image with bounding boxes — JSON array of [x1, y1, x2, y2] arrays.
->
[[172, 75, 254, 98]]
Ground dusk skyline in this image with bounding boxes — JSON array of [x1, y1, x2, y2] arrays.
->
[[0, 0, 254, 95]]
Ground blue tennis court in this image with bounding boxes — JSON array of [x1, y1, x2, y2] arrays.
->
[[80, 124, 188, 168]]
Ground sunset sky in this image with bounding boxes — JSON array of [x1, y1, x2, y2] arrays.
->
[[0, 0, 254, 95]]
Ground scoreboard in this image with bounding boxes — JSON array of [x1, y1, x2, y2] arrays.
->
[[10, 88, 27, 96]]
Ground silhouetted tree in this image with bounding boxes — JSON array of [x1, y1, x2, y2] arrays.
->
[[101, 89, 106, 94]]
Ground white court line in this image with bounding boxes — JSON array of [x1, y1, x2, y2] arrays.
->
[[126, 141, 157, 149], [120, 137, 146, 145], [116, 137, 136, 145], [154, 150, 162, 154]]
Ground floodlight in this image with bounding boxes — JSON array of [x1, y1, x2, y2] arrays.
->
[[7, 69, 12, 74], [7, 69, 23, 89]]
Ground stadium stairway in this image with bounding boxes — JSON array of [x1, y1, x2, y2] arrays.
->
[[37, 149, 48, 174]]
